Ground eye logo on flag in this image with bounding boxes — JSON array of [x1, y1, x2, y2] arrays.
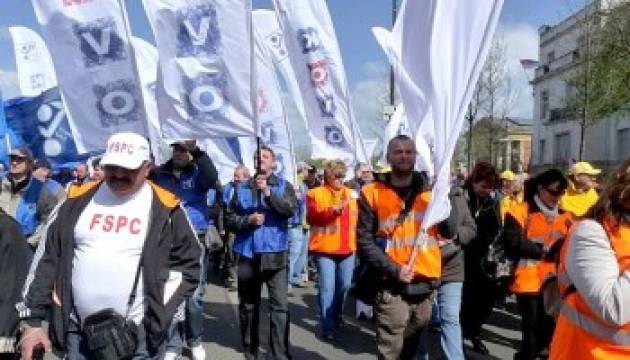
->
[[184, 73, 228, 118], [74, 17, 127, 67], [94, 79, 142, 127], [176, 4, 221, 58], [324, 125, 346, 148]]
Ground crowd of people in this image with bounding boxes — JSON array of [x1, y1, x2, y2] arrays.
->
[[0, 131, 628, 360]]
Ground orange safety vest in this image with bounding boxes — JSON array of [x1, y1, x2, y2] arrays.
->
[[509, 202, 572, 294], [361, 182, 441, 280], [307, 185, 358, 254], [550, 220, 630, 359]]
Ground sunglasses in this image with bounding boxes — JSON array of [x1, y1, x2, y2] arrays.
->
[[9, 156, 26, 163], [545, 187, 566, 197], [331, 173, 345, 180]]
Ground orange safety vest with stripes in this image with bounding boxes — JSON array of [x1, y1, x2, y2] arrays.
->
[[361, 182, 441, 280], [307, 185, 357, 255], [550, 221, 630, 360], [508, 202, 573, 294]]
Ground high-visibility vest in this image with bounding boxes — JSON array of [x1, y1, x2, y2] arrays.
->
[[509, 202, 573, 294], [361, 182, 441, 280], [550, 221, 630, 359], [500, 193, 523, 222], [307, 185, 357, 255]]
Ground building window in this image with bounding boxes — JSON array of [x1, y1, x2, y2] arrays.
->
[[618, 128, 630, 161], [539, 139, 546, 164], [554, 133, 571, 164], [547, 51, 556, 64], [541, 90, 549, 119]]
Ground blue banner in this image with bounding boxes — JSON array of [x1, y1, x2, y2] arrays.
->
[[0, 90, 7, 168], [3, 87, 93, 170]]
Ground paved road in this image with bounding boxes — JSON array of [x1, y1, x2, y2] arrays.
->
[[45, 275, 520, 359], [202, 275, 520, 360]]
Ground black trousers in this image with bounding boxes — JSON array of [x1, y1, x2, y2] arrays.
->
[[461, 274, 496, 339], [237, 257, 291, 360], [515, 294, 555, 360]]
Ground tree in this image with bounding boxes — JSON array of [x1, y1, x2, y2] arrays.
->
[[456, 35, 517, 171], [567, 1, 630, 159]]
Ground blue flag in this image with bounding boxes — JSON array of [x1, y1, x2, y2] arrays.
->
[[0, 90, 7, 168], [3, 88, 93, 170]]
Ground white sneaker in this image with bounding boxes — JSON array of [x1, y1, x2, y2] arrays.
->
[[191, 345, 206, 360], [163, 352, 178, 360]]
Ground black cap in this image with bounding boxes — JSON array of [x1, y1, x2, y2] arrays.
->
[[33, 158, 52, 170]]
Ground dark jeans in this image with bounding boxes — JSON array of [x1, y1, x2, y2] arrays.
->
[[237, 257, 291, 360], [461, 274, 496, 339], [515, 294, 555, 360], [222, 233, 237, 283]]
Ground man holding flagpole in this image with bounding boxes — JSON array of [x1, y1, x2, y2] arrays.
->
[[225, 146, 297, 360], [357, 135, 454, 360]]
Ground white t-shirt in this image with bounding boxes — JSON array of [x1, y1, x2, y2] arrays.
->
[[72, 182, 152, 324]]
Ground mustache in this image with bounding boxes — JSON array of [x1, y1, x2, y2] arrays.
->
[[106, 176, 132, 186]]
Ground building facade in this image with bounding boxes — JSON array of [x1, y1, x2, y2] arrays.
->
[[531, 0, 630, 174]]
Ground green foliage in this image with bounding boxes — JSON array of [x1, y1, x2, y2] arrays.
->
[[569, 3, 630, 123]]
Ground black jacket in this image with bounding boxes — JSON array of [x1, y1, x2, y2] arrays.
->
[[0, 212, 28, 353], [18, 182, 201, 355]]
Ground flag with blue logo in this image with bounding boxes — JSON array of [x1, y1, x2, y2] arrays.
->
[[4, 88, 92, 170], [32, 0, 149, 153], [142, 0, 256, 140]]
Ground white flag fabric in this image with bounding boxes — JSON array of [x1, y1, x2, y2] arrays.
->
[[252, 10, 306, 127], [273, 0, 365, 164], [378, 0, 504, 231], [142, 0, 256, 141], [130, 36, 170, 165], [32, 0, 148, 152], [380, 104, 434, 175], [9, 26, 58, 97], [199, 137, 242, 185], [253, 15, 296, 185]]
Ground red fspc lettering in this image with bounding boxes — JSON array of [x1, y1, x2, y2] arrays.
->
[[89, 214, 102, 230], [129, 219, 141, 235], [115, 216, 128, 233], [103, 215, 114, 232]]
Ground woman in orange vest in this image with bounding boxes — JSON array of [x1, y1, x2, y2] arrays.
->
[[306, 160, 358, 340], [503, 169, 572, 360], [550, 159, 630, 359]]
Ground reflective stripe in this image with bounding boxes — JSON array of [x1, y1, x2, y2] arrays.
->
[[378, 210, 425, 232], [560, 304, 630, 346], [310, 224, 339, 235], [530, 236, 545, 244], [517, 258, 540, 267], [386, 234, 438, 250]]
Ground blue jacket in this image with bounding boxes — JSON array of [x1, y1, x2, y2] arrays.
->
[[0, 177, 64, 240], [152, 152, 218, 233], [225, 174, 297, 258], [289, 180, 306, 227]]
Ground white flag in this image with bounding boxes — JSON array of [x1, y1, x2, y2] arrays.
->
[[273, 0, 365, 164], [252, 10, 306, 127], [253, 10, 296, 185], [130, 36, 170, 165], [8, 26, 57, 97], [377, 0, 504, 230], [32, 0, 148, 152], [199, 137, 242, 185], [381, 104, 434, 176], [142, 0, 256, 141]]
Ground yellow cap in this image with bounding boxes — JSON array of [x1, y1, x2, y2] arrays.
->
[[500, 170, 516, 181], [570, 162, 602, 176]]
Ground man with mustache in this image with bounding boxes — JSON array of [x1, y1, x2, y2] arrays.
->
[[18, 132, 201, 360], [152, 139, 218, 360]]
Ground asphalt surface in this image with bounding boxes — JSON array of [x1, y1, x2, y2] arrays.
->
[[45, 274, 521, 359]]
